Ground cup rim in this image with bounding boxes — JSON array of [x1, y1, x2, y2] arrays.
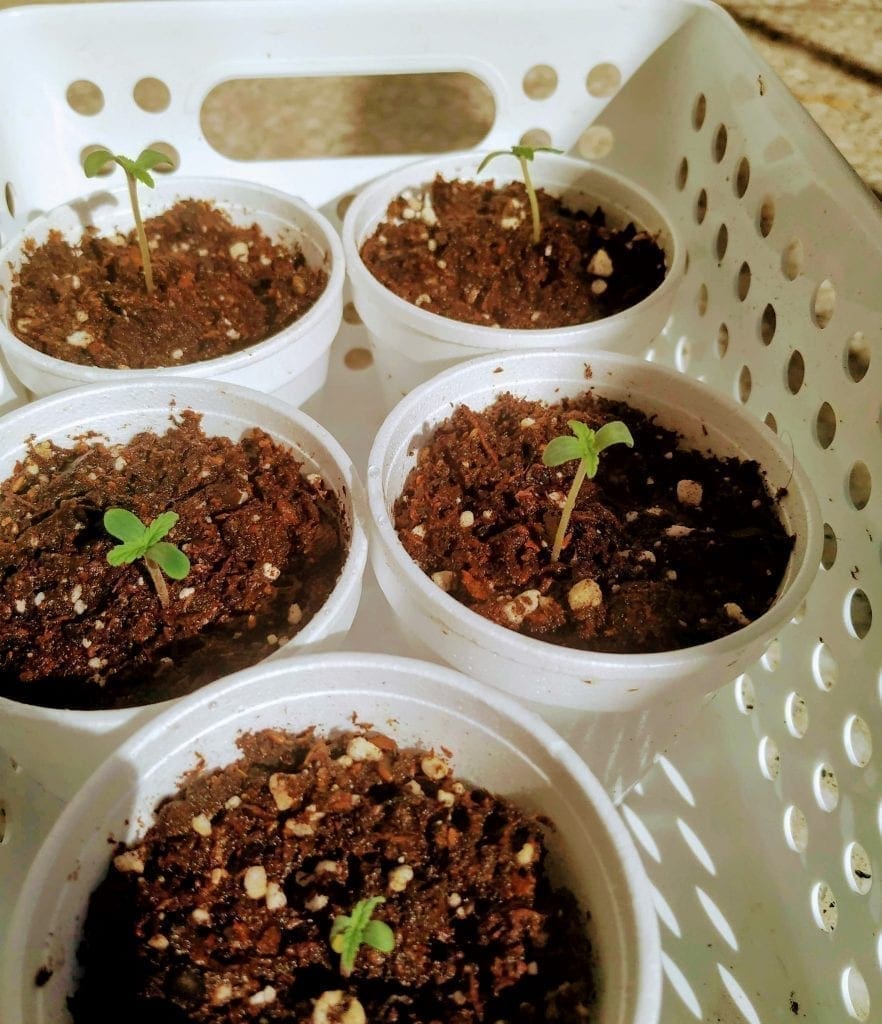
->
[[0, 176, 345, 381], [342, 150, 686, 349], [0, 375, 369, 724], [367, 349, 822, 678]]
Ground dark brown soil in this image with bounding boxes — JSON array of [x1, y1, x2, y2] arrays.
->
[[72, 728, 596, 1024], [360, 176, 667, 328], [394, 392, 794, 653], [0, 413, 345, 710], [9, 199, 327, 369]]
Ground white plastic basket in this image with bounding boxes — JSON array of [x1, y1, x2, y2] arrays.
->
[[0, 2, 879, 1021]]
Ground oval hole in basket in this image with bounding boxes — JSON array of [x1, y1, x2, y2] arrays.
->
[[842, 965, 871, 1022], [785, 691, 809, 738], [522, 64, 557, 100], [787, 350, 805, 393], [822, 522, 837, 569], [202, 73, 494, 159], [812, 278, 836, 328], [737, 365, 752, 403], [812, 641, 838, 691], [342, 302, 362, 326], [715, 222, 728, 261], [760, 303, 776, 345], [577, 125, 613, 159], [758, 735, 780, 780], [693, 92, 707, 130], [845, 841, 872, 894], [695, 188, 708, 224], [814, 762, 839, 811], [717, 323, 729, 358], [734, 673, 755, 714], [846, 331, 871, 382], [133, 77, 171, 113], [764, 411, 777, 433], [66, 78, 104, 116], [759, 196, 775, 236], [675, 156, 689, 191], [697, 283, 708, 316], [815, 402, 836, 449], [812, 881, 838, 932], [783, 805, 808, 853], [712, 123, 728, 163], [0, 801, 6, 844], [735, 156, 750, 197], [848, 461, 871, 510], [4, 182, 14, 217], [782, 237, 804, 280], [847, 589, 872, 640], [844, 715, 873, 769], [737, 261, 751, 300], [586, 62, 621, 97]]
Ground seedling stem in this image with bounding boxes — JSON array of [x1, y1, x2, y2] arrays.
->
[[477, 144, 563, 244]]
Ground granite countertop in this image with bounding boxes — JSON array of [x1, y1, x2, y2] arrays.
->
[[1, 0, 880, 194]]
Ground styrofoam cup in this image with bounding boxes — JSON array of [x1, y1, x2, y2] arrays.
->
[[368, 350, 822, 798], [343, 152, 685, 408], [0, 379, 368, 799], [2, 652, 662, 1024], [0, 177, 344, 406]]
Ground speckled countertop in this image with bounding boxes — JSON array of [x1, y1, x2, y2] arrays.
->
[[1, 0, 880, 193]]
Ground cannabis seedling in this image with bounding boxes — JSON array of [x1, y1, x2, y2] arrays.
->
[[542, 419, 634, 561], [477, 144, 563, 244], [84, 148, 170, 294], [330, 896, 395, 978], [103, 508, 190, 609]]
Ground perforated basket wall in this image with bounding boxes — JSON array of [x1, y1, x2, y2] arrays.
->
[[0, 2, 879, 1021]]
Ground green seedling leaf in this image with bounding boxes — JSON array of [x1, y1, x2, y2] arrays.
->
[[103, 507, 190, 606], [541, 418, 634, 561], [330, 896, 396, 977], [82, 147, 164, 293], [477, 144, 564, 244]]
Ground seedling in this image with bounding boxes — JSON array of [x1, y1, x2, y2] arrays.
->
[[542, 419, 634, 561], [330, 896, 395, 977], [477, 144, 563, 244], [84, 148, 170, 294], [103, 508, 191, 609]]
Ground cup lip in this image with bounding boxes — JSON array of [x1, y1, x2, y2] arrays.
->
[[3, 651, 663, 1024], [0, 375, 369, 724], [342, 150, 686, 349], [0, 175, 345, 381], [367, 349, 822, 678]]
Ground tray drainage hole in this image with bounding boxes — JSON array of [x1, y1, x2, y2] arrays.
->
[[736, 261, 751, 301], [812, 641, 838, 690], [675, 337, 691, 372], [758, 196, 775, 236], [821, 523, 837, 570], [344, 347, 373, 370], [845, 841, 872, 894], [715, 222, 728, 261], [844, 714, 873, 770], [735, 156, 750, 197], [586, 62, 621, 97], [841, 966, 871, 1022], [4, 181, 14, 217], [761, 638, 781, 671], [734, 673, 755, 714], [66, 78, 104, 116], [737, 365, 752, 404], [758, 736, 780, 780], [712, 123, 728, 163], [815, 402, 837, 449], [133, 77, 171, 113], [785, 691, 809, 738], [848, 461, 871, 510], [522, 64, 558, 100], [812, 882, 838, 932], [696, 283, 708, 316], [342, 302, 362, 325], [786, 349, 805, 393], [812, 278, 836, 328], [717, 965, 761, 1024], [764, 411, 777, 433], [847, 589, 872, 640], [696, 889, 738, 950], [662, 951, 703, 1019], [675, 157, 689, 191], [145, 141, 179, 173], [783, 805, 809, 853], [693, 92, 707, 131], [716, 322, 729, 358], [760, 303, 776, 345], [782, 237, 804, 280], [814, 762, 839, 812], [576, 125, 613, 159], [80, 145, 114, 176], [846, 331, 870, 382], [336, 194, 356, 220], [695, 188, 708, 224]]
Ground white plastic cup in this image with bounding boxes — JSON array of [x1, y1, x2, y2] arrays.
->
[[0, 379, 368, 799], [368, 350, 822, 799], [0, 178, 344, 406], [343, 152, 685, 408], [1, 652, 662, 1024]]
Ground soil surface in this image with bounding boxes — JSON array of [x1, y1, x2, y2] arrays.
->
[[394, 391, 794, 654], [360, 176, 667, 328], [0, 413, 345, 710], [72, 727, 595, 1024], [9, 199, 327, 369]]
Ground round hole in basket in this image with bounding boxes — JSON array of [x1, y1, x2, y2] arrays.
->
[[522, 64, 558, 100], [520, 126, 552, 149], [844, 714, 873, 768], [342, 301, 362, 325], [79, 145, 114, 176], [841, 965, 871, 1021], [586, 62, 621, 97], [145, 141, 179, 172], [577, 124, 614, 159], [66, 78, 104, 115], [133, 76, 171, 113]]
